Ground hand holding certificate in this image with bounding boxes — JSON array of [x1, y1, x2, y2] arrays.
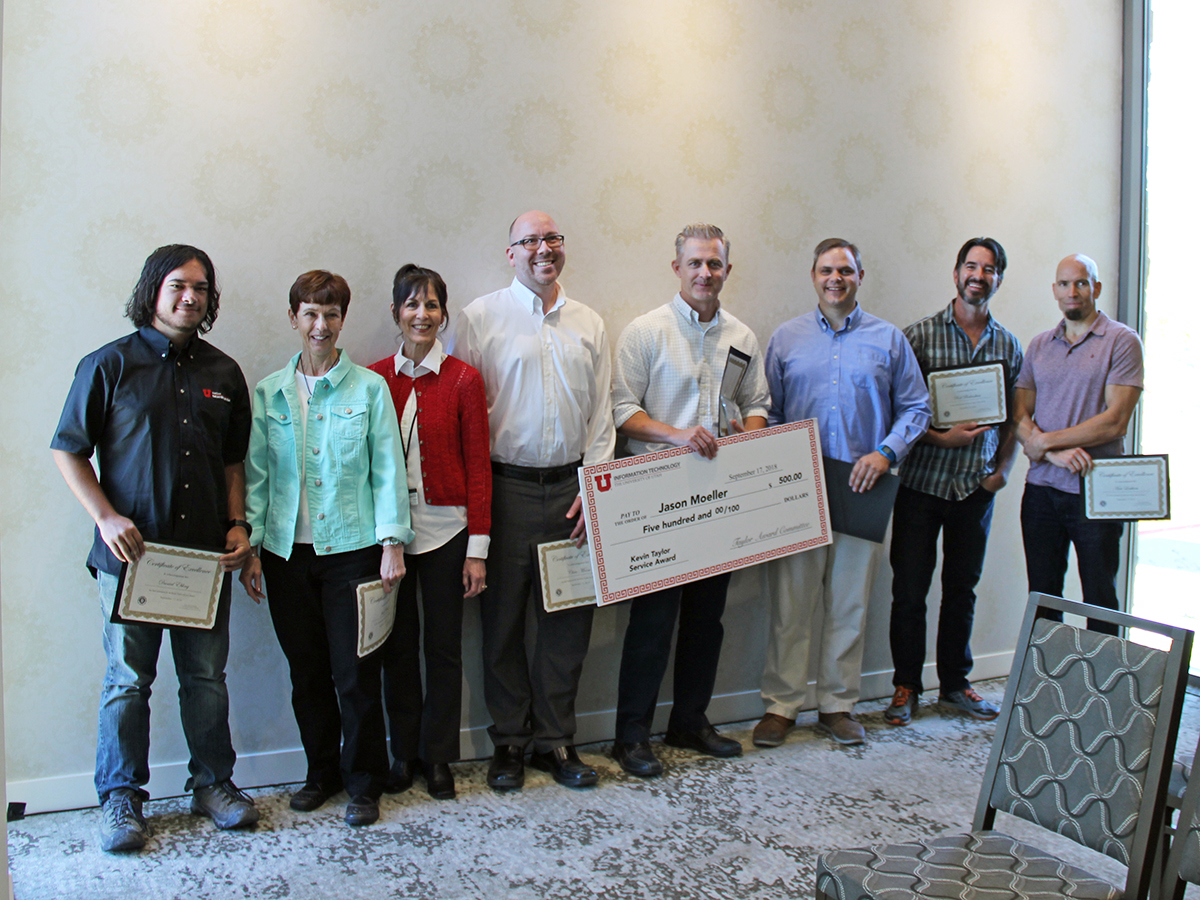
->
[[1082, 455, 1170, 520], [927, 361, 1009, 428], [353, 577, 399, 657], [112, 542, 225, 629], [538, 540, 597, 612]]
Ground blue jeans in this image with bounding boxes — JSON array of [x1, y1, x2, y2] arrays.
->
[[95, 570, 236, 803], [1020, 483, 1124, 635], [889, 485, 995, 695]]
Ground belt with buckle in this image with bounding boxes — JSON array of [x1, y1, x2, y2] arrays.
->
[[491, 460, 583, 485]]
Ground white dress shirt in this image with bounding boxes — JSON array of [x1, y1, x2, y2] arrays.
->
[[612, 294, 771, 457], [395, 341, 489, 558], [448, 277, 616, 468]]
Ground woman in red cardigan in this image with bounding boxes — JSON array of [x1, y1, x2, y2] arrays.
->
[[368, 264, 491, 800]]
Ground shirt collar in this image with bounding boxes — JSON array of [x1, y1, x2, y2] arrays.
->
[[285, 349, 354, 390], [1053, 310, 1109, 344], [511, 276, 564, 317], [394, 339, 445, 377], [940, 299, 994, 339], [139, 325, 196, 358], [816, 303, 861, 334], [671, 293, 722, 330]]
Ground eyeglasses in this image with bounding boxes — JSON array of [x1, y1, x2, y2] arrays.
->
[[509, 234, 565, 250]]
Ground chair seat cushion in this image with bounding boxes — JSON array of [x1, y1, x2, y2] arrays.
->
[[817, 831, 1122, 900]]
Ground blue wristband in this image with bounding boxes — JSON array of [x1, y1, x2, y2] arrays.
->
[[876, 445, 897, 464]]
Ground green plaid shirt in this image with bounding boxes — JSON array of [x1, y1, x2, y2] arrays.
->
[[899, 302, 1023, 501]]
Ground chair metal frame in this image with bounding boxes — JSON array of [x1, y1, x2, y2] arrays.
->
[[817, 592, 1193, 900], [1161, 720, 1200, 899], [977, 593, 1193, 899]]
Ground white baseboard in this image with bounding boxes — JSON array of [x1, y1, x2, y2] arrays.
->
[[7, 649, 1015, 816]]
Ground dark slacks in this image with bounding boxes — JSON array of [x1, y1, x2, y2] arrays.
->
[[889, 484, 995, 694], [382, 528, 467, 765], [1020, 483, 1124, 635], [615, 572, 733, 744], [483, 472, 594, 753], [261, 544, 388, 798]]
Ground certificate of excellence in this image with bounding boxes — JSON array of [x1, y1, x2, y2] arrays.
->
[[112, 542, 224, 629], [926, 360, 1008, 427], [537, 540, 596, 613], [1082, 455, 1170, 520], [353, 577, 399, 658], [580, 421, 830, 606]]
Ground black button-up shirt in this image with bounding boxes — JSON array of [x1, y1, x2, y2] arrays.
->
[[51, 326, 251, 576]]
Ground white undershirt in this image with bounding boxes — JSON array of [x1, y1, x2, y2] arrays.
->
[[292, 369, 320, 545], [395, 343, 488, 558]]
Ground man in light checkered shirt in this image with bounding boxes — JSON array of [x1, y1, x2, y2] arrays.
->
[[608, 223, 770, 778]]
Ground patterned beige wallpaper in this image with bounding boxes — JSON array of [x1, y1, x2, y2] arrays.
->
[[1, 0, 1123, 803]]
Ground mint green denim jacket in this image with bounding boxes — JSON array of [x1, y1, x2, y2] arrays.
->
[[245, 352, 414, 558]]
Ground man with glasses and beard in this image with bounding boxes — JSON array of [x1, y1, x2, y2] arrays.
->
[[883, 238, 1023, 729]]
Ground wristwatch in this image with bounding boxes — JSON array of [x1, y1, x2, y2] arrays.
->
[[227, 519, 252, 537], [381, 537, 402, 546]]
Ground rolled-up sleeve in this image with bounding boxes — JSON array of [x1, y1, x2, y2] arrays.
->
[[611, 324, 650, 430]]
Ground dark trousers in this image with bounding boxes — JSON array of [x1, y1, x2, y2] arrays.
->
[[889, 484, 995, 694], [483, 472, 594, 753], [1020, 483, 1124, 635], [382, 529, 467, 765], [615, 572, 733, 743], [261, 544, 388, 798]]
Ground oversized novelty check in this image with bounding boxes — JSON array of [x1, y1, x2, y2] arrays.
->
[[580, 420, 830, 606]]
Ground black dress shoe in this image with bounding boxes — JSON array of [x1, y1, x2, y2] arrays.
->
[[289, 780, 341, 812], [487, 745, 525, 791], [344, 795, 379, 827], [611, 741, 663, 777], [423, 762, 456, 800], [529, 746, 599, 788], [384, 759, 418, 794], [664, 724, 743, 758]]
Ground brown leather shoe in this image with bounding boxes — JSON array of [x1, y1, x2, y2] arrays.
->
[[817, 711, 865, 746], [752, 713, 795, 748]]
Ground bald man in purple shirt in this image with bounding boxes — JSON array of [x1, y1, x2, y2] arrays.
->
[[1015, 254, 1143, 634]]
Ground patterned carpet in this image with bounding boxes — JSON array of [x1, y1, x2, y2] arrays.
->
[[8, 679, 1189, 900]]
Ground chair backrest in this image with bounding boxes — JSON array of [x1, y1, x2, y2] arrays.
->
[[975, 593, 1192, 900], [1163, 734, 1200, 897]]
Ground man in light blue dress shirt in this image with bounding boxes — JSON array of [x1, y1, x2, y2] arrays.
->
[[754, 239, 930, 748]]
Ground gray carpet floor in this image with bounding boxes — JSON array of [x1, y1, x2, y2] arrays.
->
[[8, 680, 1198, 899]]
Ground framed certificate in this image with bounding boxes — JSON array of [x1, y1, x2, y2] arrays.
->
[[926, 360, 1009, 428], [352, 577, 399, 658], [537, 540, 596, 612], [112, 542, 225, 630], [1082, 455, 1170, 520]]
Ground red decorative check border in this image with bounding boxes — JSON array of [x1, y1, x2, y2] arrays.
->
[[580, 420, 828, 605]]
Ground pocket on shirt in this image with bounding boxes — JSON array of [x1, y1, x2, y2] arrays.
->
[[850, 349, 889, 391], [561, 344, 594, 399], [331, 404, 368, 443], [266, 411, 293, 453]]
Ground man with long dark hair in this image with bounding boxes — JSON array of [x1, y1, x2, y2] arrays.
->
[[51, 245, 258, 851]]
